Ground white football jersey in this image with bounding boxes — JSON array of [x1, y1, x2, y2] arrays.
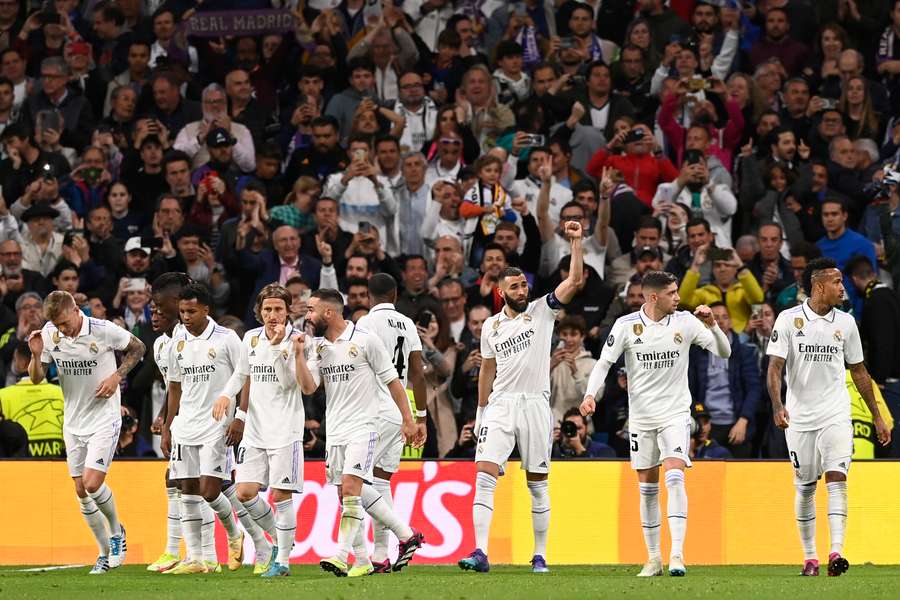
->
[[168, 318, 242, 445], [222, 325, 305, 449], [307, 322, 399, 445], [600, 306, 719, 430], [481, 294, 561, 398], [41, 316, 132, 436], [153, 323, 183, 382], [356, 302, 422, 425], [766, 300, 863, 431]]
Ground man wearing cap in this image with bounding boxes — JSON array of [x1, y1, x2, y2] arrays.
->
[[8, 165, 72, 232], [689, 403, 732, 460], [15, 203, 64, 277], [119, 236, 164, 294], [174, 83, 255, 172], [190, 128, 243, 193]]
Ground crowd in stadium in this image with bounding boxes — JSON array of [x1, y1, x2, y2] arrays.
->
[[0, 0, 899, 463]]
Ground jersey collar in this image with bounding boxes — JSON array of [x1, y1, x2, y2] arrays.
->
[[801, 300, 836, 323], [75, 314, 91, 338], [370, 302, 396, 312], [497, 305, 525, 322], [320, 321, 356, 346], [639, 305, 671, 327], [186, 317, 216, 340]]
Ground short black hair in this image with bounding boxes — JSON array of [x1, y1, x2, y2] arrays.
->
[[50, 260, 79, 280], [482, 242, 506, 258], [636, 215, 662, 233], [163, 150, 191, 171], [846, 254, 875, 280], [586, 60, 610, 79], [821, 195, 847, 212], [499, 266, 525, 281], [0, 121, 32, 143], [802, 257, 839, 294], [347, 56, 375, 75], [179, 282, 211, 306], [310, 115, 339, 131], [403, 254, 427, 271], [708, 301, 727, 310], [152, 272, 192, 297], [94, 1, 126, 26], [311, 288, 344, 308], [642, 270, 678, 291], [789, 241, 822, 262], [255, 141, 282, 162], [686, 217, 711, 232], [375, 134, 400, 151], [571, 179, 597, 197], [563, 406, 587, 425], [368, 272, 397, 298]]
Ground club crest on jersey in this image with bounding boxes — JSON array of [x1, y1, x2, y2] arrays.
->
[[633, 324, 643, 336], [177, 340, 185, 352], [89, 342, 98, 354], [492, 320, 500, 330], [674, 332, 683, 344], [606, 334, 615, 347], [348, 344, 358, 358], [52, 331, 60, 344], [251, 336, 259, 348], [523, 314, 532, 322], [833, 330, 843, 342], [316, 344, 324, 358], [208, 348, 216, 359], [794, 318, 804, 330], [282, 349, 289, 360], [772, 330, 778, 342]]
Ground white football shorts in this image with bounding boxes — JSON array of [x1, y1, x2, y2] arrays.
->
[[64, 421, 121, 477], [325, 431, 377, 486], [629, 413, 694, 470], [476, 393, 553, 474], [168, 436, 229, 480], [786, 420, 852, 484], [235, 440, 304, 492]]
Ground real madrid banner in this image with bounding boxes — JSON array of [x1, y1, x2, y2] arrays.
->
[[183, 9, 296, 37]]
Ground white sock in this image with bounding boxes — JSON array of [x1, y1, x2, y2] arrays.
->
[[362, 483, 413, 541], [224, 486, 269, 552], [665, 470, 687, 558], [794, 482, 817, 560], [527, 480, 550, 558], [207, 493, 240, 540], [372, 477, 393, 562], [180, 494, 204, 562], [243, 495, 277, 538], [78, 495, 109, 556], [165, 487, 182, 556], [826, 481, 848, 555], [274, 499, 296, 564], [201, 502, 217, 562], [473, 472, 497, 553], [89, 483, 121, 535], [639, 482, 662, 561], [351, 518, 371, 567], [336, 496, 364, 563]]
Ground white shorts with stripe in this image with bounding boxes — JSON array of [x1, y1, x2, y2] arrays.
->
[[326, 432, 377, 486], [374, 418, 403, 474], [235, 441, 304, 492], [786, 420, 853, 485], [64, 421, 121, 477], [629, 414, 694, 470], [476, 393, 553, 474], [168, 435, 229, 480]]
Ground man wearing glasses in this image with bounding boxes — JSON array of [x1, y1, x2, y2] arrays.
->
[[22, 57, 95, 150], [174, 83, 255, 172], [390, 72, 437, 153]]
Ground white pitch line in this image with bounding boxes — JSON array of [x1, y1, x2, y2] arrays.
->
[[8, 565, 86, 572]]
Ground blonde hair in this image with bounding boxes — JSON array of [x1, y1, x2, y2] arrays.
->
[[43, 290, 76, 321], [253, 283, 292, 324]]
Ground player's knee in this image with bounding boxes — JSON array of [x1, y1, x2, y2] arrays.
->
[[72, 478, 87, 498], [82, 475, 103, 495], [795, 481, 817, 495], [476, 461, 500, 478], [271, 489, 292, 503], [236, 486, 257, 503], [525, 472, 548, 482], [824, 471, 847, 483]]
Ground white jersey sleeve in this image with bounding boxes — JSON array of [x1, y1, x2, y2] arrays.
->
[[480, 323, 495, 359], [167, 338, 183, 383], [96, 320, 133, 351], [766, 311, 791, 360], [843, 319, 864, 365], [306, 339, 322, 389], [367, 333, 400, 386], [687, 314, 716, 350], [598, 318, 628, 365]]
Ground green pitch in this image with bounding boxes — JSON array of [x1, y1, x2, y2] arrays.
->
[[2, 565, 900, 599]]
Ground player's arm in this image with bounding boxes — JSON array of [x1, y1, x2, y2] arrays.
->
[[96, 334, 146, 398], [766, 356, 789, 429], [226, 380, 250, 447], [27, 330, 49, 384], [388, 377, 420, 446], [214, 338, 250, 421], [693, 305, 731, 358], [553, 221, 584, 305], [161, 380, 181, 458], [581, 322, 626, 416], [408, 350, 428, 445], [476, 356, 497, 431], [848, 362, 892, 446], [293, 335, 320, 394]]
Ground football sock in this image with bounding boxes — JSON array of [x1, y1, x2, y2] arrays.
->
[[243, 495, 277, 539], [274, 499, 296, 564], [794, 482, 817, 560], [207, 493, 240, 540], [362, 483, 413, 541], [180, 494, 204, 562], [826, 481, 848, 555], [473, 472, 497, 553], [89, 483, 120, 535], [351, 519, 371, 567], [200, 502, 216, 562], [372, 477, 393, 562], [223, 486, 269, 552], [638, 482, 662, 560], [165, 487, 182, 556], [527, 480, 550, 558], [665, 469, 688, 558], [336, 496, 364, 563], [78, 495, 109, 556]]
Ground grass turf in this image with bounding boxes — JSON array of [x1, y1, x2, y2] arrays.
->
[[2, 564, 900, 599]]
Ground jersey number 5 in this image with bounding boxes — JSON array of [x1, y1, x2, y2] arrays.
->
[[630, 433, 639, 452], [393, 338, 406, 379]]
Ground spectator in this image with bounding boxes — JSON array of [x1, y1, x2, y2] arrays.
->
[[450, 303, 490, 421], [665, 216, 715, 283], [173, 83, 255, 172], [457, 64, 514, 151], [0, 341, 64, 457], [775, 241, 822, 313], [325, 57, 376, 142], [688, 303, 761, 458], [389, 71, 437, 153], [347, 21, 418, 103], [689, 403, 732, 460], [395, 254, 442, 320], [284, 115, 347, 183], [437, 277, 468, 342], [816, 196, 877, 314], [15, 203, 63, 277], [553, 407, 616, 459], [747, 222, 793, 304], [22, 57, 95, 150], [678, 245, 765, 333], [549, 315, 596, 421], [145, 71, 200, 142], [747, 7, 809, 76]]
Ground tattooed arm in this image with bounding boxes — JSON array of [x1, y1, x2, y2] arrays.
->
[[848, 362, 892, 446], [767, 356, 789, 429]]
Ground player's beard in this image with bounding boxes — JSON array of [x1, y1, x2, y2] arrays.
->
[[311, 316, 328, 337], [505, 295, 529, 314]]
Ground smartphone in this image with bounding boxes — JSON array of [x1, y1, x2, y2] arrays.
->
[[688, 78, 710, 93], [358, 221, 373, 234], [751, 304, 763, 321], [37, 110, 61, 134], [416, 310, 434, 329], [352, 148, 368, 162], [126, 278, 147, 292], [708, 246, 731, 262], [521, 134, 545, 148], [559, 37, 576, 50]]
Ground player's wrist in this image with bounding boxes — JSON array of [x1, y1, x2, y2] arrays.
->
[[235, 408, 247, 421]]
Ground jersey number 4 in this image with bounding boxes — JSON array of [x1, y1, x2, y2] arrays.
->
[[393, 338, 406, 379]]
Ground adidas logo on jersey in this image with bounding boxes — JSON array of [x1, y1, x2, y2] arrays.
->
[[539, 461, 548, 468], [839, 462, 847, 469], [674, 447, 683, 453], [796, 330, 805, 337], [53, 346, 60, 352], [214, 466, 222, 473], [96, 458, 104, 465], [634, 338, 643, 344], [353, 463, 362, 470], [250, 350, 256, 356], [177, 354, 183, 360], [281, 477, 291, 484]]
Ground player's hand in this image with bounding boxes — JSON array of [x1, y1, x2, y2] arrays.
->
[[580, 395, 596, 417], [212, 395, 230, 421], [151, 415, 164, 435], [875, 415, 892, 446], [401, 419, 418, 446], [95, 373, 122, 399], [414, 421, 427, 448], [270, 323, 287, 345], [773, 407, 790, 429], [161, 426, 172, 458], [226, 418, 244, 446], [27, 330, 43, 357], [694, 305, 715, 328], [293, 334, 306, 356]]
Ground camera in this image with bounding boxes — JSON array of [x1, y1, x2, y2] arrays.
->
[[821, 98, 838, 110], [520, 134, 545, 148], [568, 75, 585, 86], [559, 37, 576, 50], [623, 128, 645, 145], [63, 229, 85, 246], [358, 221, 374, 234], [688, 78, 710, 93], [139, 236, 164, 249], [707, 245, 732, 262], [561, 420, 578, 438], [416, 310, 434, 329]]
